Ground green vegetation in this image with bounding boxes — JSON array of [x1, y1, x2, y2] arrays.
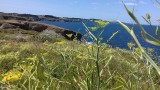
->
[[0, 37, 159, 90], [0, 1, 160, 89], [118, 1, 160, 74], [0, 19, 159, 89]]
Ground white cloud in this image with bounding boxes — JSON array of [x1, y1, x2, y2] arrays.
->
[[124, 2, 137, 6], [122, 0, 147, 6]]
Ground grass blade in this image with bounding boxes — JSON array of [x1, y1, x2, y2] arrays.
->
[[106, 31, 119, 43], [82, 22, 97, 42], [117, 20, 160, 75], [155, 26, 159, 35], [122, 1, 160, 46]]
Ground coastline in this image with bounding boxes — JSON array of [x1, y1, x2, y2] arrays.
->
[[0, 12, 102, 22]]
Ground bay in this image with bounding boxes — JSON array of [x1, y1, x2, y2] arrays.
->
[[40, 21, 160, 55]]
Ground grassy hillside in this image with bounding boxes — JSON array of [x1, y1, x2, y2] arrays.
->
[[0, 38, 160, 90], [0, 20, 160, 90]]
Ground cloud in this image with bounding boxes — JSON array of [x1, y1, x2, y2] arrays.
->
[[124, 2, 137, 6], [122, 0, 147, 6]]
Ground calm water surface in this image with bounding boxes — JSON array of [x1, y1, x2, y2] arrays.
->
[[40, 21, 160, 55]]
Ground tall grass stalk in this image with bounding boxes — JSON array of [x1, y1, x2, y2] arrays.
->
[[117, 0, 160, 76], [83, 23, 101, 90], [83, 20, 114, 90], [117, 20, 160, 75], [96, 31, 101, 90], [0, 37, 160, 89]]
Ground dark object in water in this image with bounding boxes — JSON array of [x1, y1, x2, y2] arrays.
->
[[62, 30, 82, 41]]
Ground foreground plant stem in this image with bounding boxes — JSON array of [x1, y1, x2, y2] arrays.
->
[[96, 31, 101, 90], [96, 44, 100, 90], [82, 21, 110, 89], [117, 20, 160, 75]]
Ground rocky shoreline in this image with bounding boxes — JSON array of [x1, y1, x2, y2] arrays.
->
[[0, 20, 82, 41]]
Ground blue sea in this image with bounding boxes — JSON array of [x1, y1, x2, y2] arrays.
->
[[40, 21, 160, 55]]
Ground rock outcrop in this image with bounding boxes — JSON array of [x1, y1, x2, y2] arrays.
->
[[0, 20, 82, 41], [4, 21, 48, 32], [61, 30, 82, 41], [0, 23, 18, 29]]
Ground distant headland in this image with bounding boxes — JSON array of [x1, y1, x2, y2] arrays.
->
[[0, 12, 104, 22]]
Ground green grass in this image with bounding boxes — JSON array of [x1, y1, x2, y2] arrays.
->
[[0, 16, 160, 89], [0, 18, 160, 89], [0, 38, 159, 90]]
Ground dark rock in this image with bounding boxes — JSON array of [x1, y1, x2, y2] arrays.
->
[[16, 17, 27, 21], [0, 19, 82, 41], [0, 23, 18, 29], [3, 16, 12, 20], [44, 15, 59, 19], [29, 23, 48, 32], [18, 14, 39, 18], [61, 30, 82, 41], [8, 22, 48, 32], [8, 22, 27, 29]]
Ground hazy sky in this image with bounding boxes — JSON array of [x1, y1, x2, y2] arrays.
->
[[0, 0, 159, 24]]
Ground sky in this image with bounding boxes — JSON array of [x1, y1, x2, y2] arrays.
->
[[0, 0, 159, 25]]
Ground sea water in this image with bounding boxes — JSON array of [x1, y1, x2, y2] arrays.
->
[[40, 21, 160, 55]]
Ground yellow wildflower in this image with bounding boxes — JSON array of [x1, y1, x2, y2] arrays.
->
[[127, 42, 135, 49], [147, 48, 154, 53], [43, 52, 48, 56], [90, 27, 98, 31], [2, 71, 22, 82], [66, 34, 73, 38], [54, 41, 66, 45], [76, 54, 87, 60], [94, 20, 109, 28], [26, 55, 38, 61], [105, 49, 113, 54], [88, 45, 92, 50], [134, 48, 141, 54]]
